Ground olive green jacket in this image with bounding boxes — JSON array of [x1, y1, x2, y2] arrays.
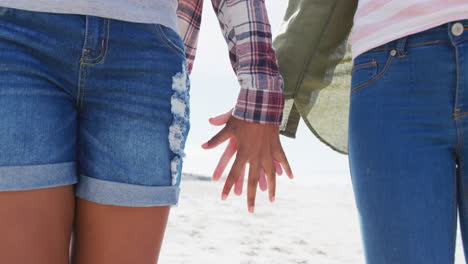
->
[[273, 0, 358, 154]]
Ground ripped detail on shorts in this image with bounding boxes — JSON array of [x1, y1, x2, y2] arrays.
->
[[168, 61, 190, 186]]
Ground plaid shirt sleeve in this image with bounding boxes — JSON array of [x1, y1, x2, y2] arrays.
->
[[177, 0, 284, 125]]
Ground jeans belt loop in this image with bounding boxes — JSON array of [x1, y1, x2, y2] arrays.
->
[[396, 36, 408, 57]]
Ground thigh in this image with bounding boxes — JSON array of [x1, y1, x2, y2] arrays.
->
[[71, 199, 170, 264], [349, 34, 458, 263], [0, 185, 75, 264]]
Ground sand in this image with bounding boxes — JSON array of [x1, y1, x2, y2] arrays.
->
[[158, 173, 466, 263]]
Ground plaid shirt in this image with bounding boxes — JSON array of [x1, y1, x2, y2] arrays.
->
[[177, 0, 284, 125]]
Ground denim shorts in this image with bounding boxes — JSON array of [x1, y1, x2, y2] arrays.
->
[[0, 7, 190, 207]]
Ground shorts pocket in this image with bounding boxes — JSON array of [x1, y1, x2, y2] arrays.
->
[[351, 50, 395, 94], [154, 24, 186, 57]]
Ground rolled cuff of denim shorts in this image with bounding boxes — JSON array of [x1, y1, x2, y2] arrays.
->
[[0, 162, 77, 191], [75, 174, 180, 207]]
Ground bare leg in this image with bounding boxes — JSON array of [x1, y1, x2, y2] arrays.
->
[[71, 198, 170, 264], [0, 185, 75, 264]]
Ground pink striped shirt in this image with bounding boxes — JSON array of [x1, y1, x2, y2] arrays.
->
[[351, 0, 468, 59]]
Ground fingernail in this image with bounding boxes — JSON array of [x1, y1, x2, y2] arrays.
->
[[221, 193, 227, 200], [201, 142, 208, 148], [270, 196, 275, 202], [249, 206, 255, 213]]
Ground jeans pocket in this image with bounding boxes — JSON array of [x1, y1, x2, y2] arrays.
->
[[351, 50, 395, 94], [351, 59, 377, 89], [153, 24, 185, 57]]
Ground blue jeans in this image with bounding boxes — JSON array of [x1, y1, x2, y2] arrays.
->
[[0, 7, 190, 206], [349, 19, 468, 263]]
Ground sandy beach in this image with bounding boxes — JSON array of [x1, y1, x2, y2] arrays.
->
[[158, 173, 467, 264]]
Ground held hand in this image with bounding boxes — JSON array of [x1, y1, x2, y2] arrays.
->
[[202, 109, 293, 213], [208, 110, 284, 194]]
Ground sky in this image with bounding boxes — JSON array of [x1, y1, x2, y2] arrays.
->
[[182, 1, 350, 183]]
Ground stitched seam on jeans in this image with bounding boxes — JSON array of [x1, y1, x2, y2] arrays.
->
[[77, 64, 87, 109], [351, 53, 394, 93], [82, 18, 107, 61], [366, 40, 449, 52], [455, 118, 463, 160], [80, 66, 87, 109], [81, 19, 110, 65], [453, 159, 458, 248], [407, 40, 450, 47], [452, 112, 468, 119], [155, 24, 185, 57], [351, 60, 376, 72], [454, 37, 468, 43], [458, 120, 464, 199], [77, 17, 90, 105]]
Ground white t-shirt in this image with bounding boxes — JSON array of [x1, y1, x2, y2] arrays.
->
[[351, 0, 468, 59], [0, 0, 179, 33]]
